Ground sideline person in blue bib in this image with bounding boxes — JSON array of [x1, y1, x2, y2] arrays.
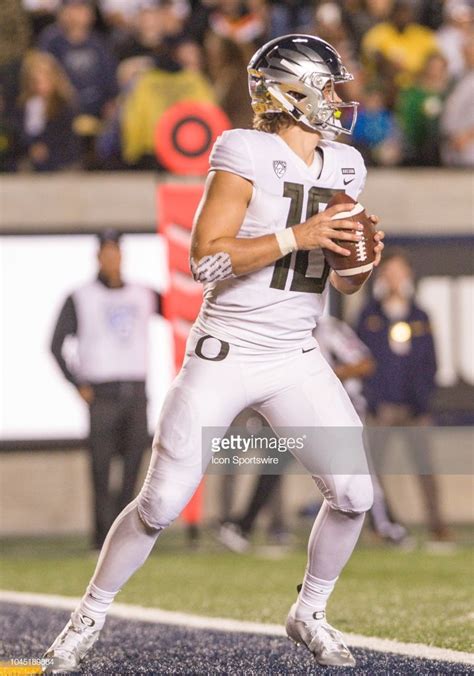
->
[[51, 229, 161, 549]]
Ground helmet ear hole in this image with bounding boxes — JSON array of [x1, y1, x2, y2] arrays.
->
[[287, 90, 305, 102]]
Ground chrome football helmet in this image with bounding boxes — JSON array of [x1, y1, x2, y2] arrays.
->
[[248, 34, 358, 137]]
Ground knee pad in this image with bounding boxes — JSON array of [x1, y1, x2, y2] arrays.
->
[[337, 474, 374, 514], [316, 474, 374, 514], [136, 444, 203, 531], [136, 485, 183, 531]]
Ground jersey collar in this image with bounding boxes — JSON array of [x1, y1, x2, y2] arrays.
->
[[272, 133, 327, 183]]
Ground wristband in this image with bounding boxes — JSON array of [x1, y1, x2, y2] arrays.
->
[[275, 227, 298, 256]]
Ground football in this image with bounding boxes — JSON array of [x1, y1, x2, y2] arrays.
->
[[322, 192, 376, 286]]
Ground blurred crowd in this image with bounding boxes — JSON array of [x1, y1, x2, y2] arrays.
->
[[1, 0, 473, 172]]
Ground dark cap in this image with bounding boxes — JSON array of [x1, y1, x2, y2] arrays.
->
[[98, 229, 122, 248]]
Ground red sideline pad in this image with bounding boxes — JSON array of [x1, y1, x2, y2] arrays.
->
[[167, 225, 193, 275], [162, 275, 202, 323], [170, 319, 192, 370], [181, 481, 204, 525], [157, 184, 203, 235], [158, 183, 207, 528]]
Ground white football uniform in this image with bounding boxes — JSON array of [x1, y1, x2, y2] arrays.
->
[[136, 129, 372, 534], [194, 129, 366, 350]]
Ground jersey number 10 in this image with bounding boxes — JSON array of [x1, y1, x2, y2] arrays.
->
[[270, 183, 340, 294]]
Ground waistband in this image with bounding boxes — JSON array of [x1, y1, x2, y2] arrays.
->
[[187, 327, 318, 359]]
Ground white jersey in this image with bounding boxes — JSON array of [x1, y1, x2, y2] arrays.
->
[[194, 128, 367, 351]]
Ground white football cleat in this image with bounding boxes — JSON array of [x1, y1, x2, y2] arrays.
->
[[42, 611, 101, 673], [377, 521, 408, 544], [286, 603, 356, 667], [217, 522, 250, 553]]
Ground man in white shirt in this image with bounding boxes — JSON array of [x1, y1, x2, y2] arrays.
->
[[51, 229, 161, 549]]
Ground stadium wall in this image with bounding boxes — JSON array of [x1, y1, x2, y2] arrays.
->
[[0, 169, 472, 234], [0, 449, 473, 536]]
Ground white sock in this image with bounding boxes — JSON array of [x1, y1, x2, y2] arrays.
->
[[92, 498, 160, 593], [75, 498, 161, 630], [295, 501, 366, 621], [76, 582, 117, 630], [306, 502, 365, 581], [295, 571, 337, 621]]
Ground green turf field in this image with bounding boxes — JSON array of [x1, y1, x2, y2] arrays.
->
[[1, 530, 473, 653]]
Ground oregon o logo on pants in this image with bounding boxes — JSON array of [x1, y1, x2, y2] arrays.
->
[[195, 335, 230, 361]]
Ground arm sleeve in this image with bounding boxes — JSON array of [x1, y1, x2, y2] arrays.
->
[[209, 130, 256, 183], [50, 295, 79, 386]]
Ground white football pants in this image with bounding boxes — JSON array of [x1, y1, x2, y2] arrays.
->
[[88, 329, 373, 603], [137, 330, 373, 530]]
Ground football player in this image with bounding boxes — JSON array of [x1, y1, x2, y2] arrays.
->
[[43, 34, 384, 672]]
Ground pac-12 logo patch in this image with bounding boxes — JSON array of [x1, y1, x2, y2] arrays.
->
[[106, 304, 137, 341], [273, 160, 287, 178]]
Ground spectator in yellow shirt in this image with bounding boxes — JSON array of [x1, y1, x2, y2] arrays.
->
[[362, 0, 438, 95]]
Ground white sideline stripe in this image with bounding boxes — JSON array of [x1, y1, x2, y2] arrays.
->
[[1, 590, 473, 666]]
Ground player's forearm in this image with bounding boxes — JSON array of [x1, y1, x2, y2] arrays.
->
[[191, 232, 288, 280], [329, 269, 371, 295], [192, 203, 357, 281]]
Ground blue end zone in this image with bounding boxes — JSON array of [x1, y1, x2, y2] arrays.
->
[[1, 603, 472, 675]]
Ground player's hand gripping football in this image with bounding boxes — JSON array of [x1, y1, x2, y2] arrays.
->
[[292, 203, 367, 255], [369, 214, 385, 267], [293, 204, 384, 264]]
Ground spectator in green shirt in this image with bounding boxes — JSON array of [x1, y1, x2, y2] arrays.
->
[[396, 52, 451, 165]]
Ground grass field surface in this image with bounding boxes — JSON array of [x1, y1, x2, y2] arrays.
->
[[1, 530, 473, 653]]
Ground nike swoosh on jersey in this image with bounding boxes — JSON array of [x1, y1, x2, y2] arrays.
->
[[343, 178, 355, 185], [302, 347, 317, 353]]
